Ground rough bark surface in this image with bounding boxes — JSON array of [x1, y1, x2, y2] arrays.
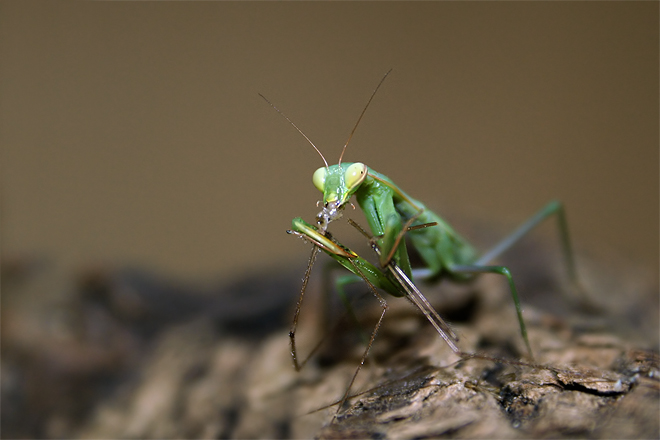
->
[[2, 242, 658, 439]]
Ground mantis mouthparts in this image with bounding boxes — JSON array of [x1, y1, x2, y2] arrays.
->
[[316, 201, 344, 233]]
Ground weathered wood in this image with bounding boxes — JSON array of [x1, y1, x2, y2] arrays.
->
[[2, 244, 658, 439]]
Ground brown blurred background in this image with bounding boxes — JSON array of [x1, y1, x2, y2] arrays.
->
[[1, 2, 657, 282]]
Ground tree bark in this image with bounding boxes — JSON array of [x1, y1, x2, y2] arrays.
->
[[3, 244, 658, 439]]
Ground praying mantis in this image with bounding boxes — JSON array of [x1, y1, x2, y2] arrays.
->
[[261, 70, 585, 418]]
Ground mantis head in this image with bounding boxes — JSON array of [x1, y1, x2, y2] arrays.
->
[[312, 162, 368, 232], [260, 70, 391, 233]]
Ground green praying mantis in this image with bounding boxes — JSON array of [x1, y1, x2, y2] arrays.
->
[[260, 70, 586, 418]]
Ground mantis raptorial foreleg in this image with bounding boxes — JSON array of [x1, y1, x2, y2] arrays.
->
[[287, 221, 399, 420]]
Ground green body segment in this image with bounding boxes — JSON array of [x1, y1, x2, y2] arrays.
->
[[325, 163, 478, 280]]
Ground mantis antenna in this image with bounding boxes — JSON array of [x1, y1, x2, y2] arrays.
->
[[337, 69, 393, 166], [259, 93, 329, 169]]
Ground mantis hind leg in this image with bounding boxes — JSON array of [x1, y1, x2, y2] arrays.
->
[[448, 200, 589, 359], [449, 263, 533, 358], [475, 200, 586, 299]]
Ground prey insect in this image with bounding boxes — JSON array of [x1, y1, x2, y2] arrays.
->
[[261, 70, 585, 419]]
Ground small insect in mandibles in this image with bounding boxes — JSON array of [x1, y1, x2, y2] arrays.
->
[[260, 70, 587, 421]]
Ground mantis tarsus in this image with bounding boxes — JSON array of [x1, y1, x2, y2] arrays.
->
[[261, 70, 586, 419]]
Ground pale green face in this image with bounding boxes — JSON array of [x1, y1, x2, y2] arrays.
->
[[312, 162, 368, 231]]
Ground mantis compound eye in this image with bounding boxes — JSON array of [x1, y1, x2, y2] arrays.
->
[[312, 167, 327, 192], [344, 162, 368, 190]]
